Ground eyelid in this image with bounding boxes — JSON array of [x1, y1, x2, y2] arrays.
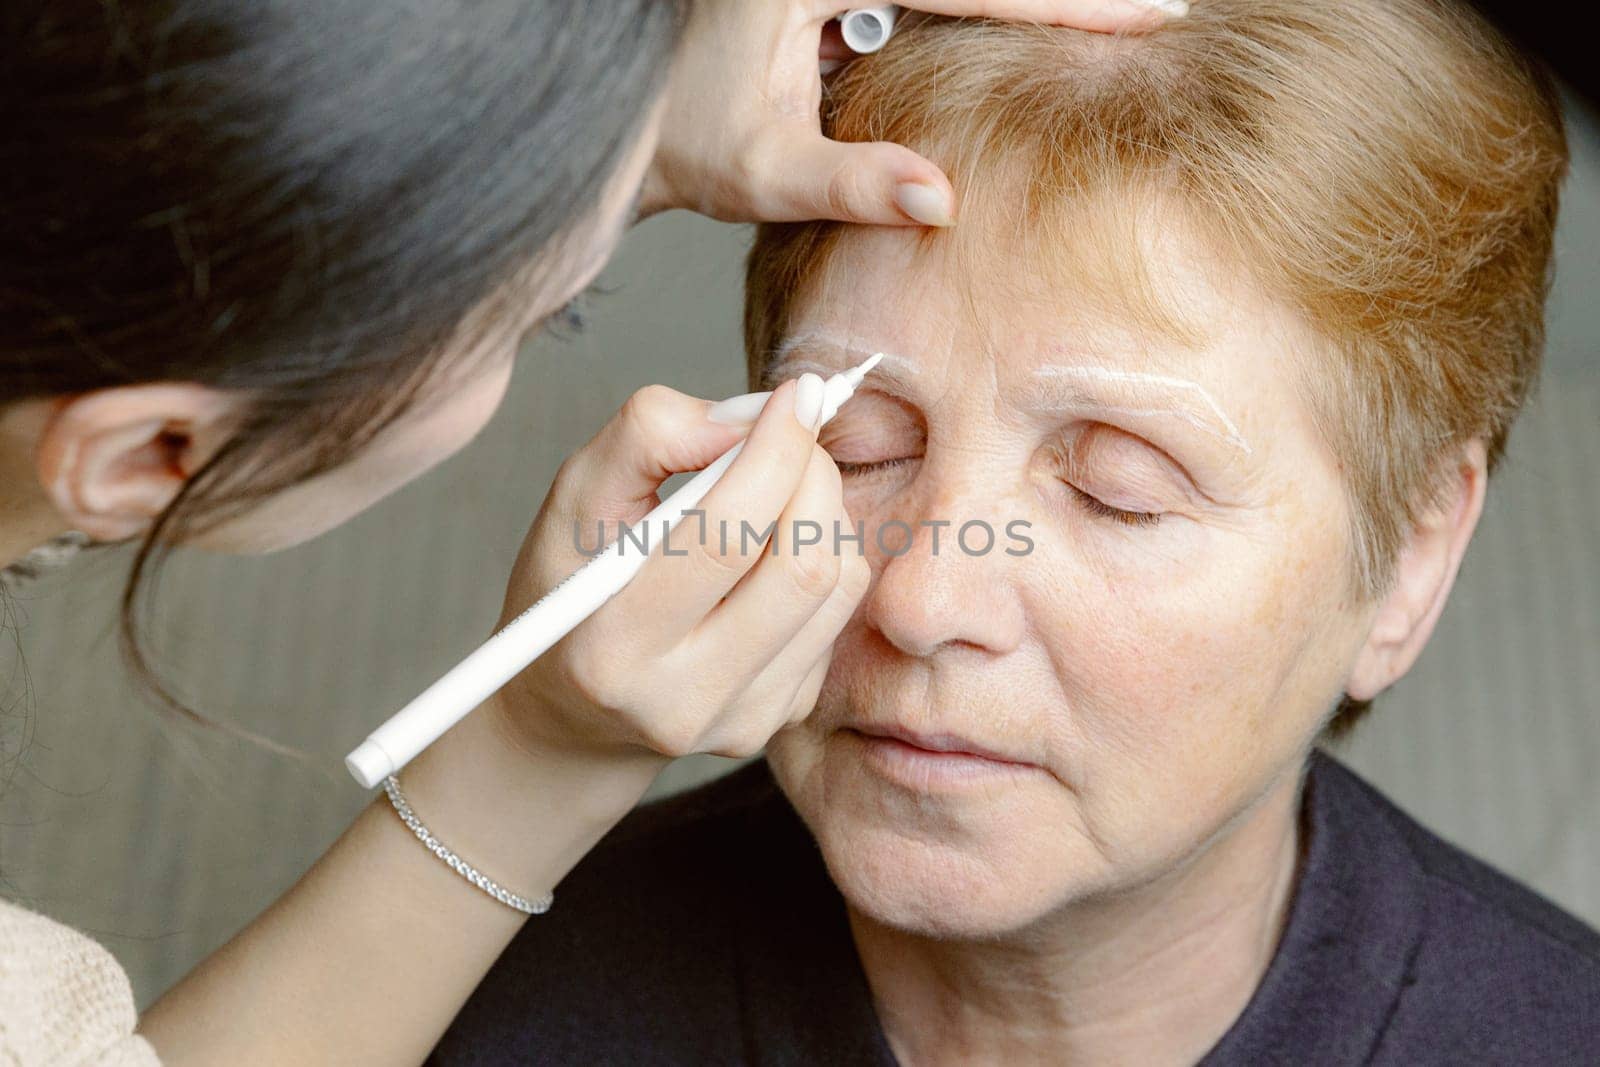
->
[[1055, 425, 1194, 512], [823, 415, 924, 477], [1069, 424, 1199, 496]]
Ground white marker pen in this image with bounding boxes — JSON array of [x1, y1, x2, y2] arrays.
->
[[345, 354, 884, 788], [840, 5, 899, 54]]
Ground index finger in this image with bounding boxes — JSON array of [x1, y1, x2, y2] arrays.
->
[[826, 0, 1185, 34]]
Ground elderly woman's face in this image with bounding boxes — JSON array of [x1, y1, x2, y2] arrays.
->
[[763, 226, 1380, 938]]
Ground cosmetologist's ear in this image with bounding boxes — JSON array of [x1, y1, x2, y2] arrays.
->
[[33, 383, 242, 542], [1345, 439, 1490, 702]]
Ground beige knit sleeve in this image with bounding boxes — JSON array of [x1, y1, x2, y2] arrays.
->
[[0, 900, 160, 1066]]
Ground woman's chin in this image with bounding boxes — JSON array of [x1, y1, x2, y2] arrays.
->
[[769, 731, 1108, 941], [819, 824, 1071, 940]]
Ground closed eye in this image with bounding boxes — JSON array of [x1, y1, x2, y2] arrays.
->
[[545, 281, 615, 339], [1066, 483, 1162, 527], [834, 455, 919, 476]]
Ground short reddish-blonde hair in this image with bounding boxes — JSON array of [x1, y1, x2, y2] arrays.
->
[[744, 1, 1567, 734], [745, 0, 1561, 585]]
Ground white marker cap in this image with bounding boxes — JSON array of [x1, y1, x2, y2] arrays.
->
[[840, 6, 898, 55], [346, 739, 395, 790]]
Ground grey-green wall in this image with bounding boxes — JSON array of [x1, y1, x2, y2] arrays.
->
[[4, 111, 1597, 1010]]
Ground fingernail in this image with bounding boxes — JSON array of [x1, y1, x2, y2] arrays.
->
[[893, 182, 954, 227], [793, 373, 826, 431], [1131, 0, 1188, 15], [707, 390, 772, 425]]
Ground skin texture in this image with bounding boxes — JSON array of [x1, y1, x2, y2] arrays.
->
[[760, 224, 1485, 1064]]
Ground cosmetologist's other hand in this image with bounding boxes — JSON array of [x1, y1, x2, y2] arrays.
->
[[642, 0, 1186, 227]]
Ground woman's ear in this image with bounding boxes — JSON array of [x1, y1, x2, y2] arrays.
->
[[1345, 439, 1490, 701], [34, 383, 242, 542]]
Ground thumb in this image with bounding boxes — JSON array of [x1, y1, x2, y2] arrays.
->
[[552, 385, 758, 528], [769, 132, 957, 227]]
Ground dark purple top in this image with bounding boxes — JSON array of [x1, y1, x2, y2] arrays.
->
[[430, 751, 1600, 1065]]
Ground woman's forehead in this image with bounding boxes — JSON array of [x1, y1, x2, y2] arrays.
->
[[787, 216, 1274, 355], [779, 247, 1295, 388]]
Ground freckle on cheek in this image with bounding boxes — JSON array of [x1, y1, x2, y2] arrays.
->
[[1250, 574, 1288, 631]]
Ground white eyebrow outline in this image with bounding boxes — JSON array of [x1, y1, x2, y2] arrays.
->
[[767, 330, 921, 387], [1032, 366, 1253, 456]]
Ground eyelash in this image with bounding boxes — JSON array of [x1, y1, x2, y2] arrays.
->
[[1065, 485, 1163, 528], [546, 282, 612, 338], [833, 456, 917, 477], [833, 456, 1164, 528]]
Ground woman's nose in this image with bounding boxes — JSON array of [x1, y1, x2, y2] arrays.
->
[[863, 490, 1028, 660]]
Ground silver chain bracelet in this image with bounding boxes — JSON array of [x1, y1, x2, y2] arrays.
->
[[382, 775, 553, 915]]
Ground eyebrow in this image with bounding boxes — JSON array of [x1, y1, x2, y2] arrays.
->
[[766, 336, 1254, 457], [763, 331, 921, 391], [1031, 366, 1253, 455]]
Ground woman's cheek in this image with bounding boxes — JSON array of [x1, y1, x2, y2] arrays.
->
[[839, 473, 905, 520], [1036, 519, 1297, 745], [837, 479, 920, 569], [1090, 552, 1345, 822]]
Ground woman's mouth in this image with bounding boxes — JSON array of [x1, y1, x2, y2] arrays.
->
[[841, 724, 1048, 792]]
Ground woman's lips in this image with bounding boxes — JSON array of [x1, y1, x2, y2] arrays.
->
[[842, 724, 1047, 791]]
